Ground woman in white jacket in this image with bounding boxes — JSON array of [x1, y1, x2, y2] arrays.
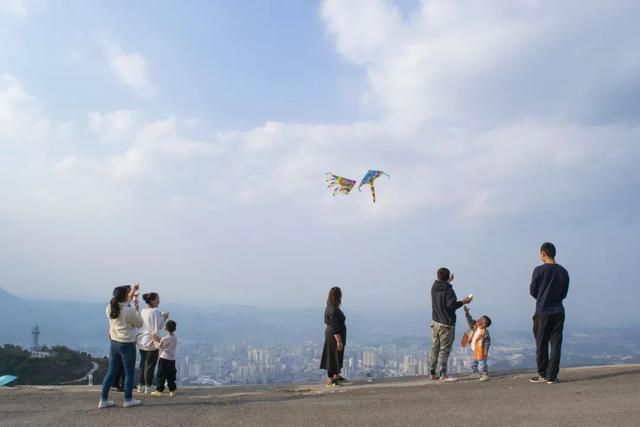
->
[[99, 285, 144, 409], [136, 292, 169, 393]]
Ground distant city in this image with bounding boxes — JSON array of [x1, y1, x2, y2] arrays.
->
[[76, 330, 640, 386]]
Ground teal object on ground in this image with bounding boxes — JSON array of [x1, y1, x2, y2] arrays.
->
[[0, 375, 17, 386]]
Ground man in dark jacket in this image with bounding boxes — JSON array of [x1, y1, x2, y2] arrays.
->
[[529, 242, 570, 384], [429, 267, 472, 382]]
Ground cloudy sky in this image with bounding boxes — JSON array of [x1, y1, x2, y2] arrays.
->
[[1, 0, 639, 328]]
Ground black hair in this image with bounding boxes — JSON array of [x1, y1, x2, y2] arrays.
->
[[142, 292, 159, 305], [541, 242, 556, 259], [327, 287, 342, 307], [109, 286, 128, 319], [482, 315, 492, 327], [437, 267, 450, 282], [166, 320, 177, 333]]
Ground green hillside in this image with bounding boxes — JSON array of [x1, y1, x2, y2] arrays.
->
[[0, 344, 107, 385]]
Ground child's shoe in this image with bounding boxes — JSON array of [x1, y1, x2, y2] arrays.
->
[[479, 375, 489, 382], [150, 390, 164, 396], [169, 391, 177, 397]]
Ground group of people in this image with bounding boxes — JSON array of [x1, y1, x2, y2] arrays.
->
[[97, 241, 569, 408], [320, 242, 570, 386], [98, 285, 179, 409]]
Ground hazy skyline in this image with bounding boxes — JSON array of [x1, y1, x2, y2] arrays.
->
[[1, 1, 639, 330]]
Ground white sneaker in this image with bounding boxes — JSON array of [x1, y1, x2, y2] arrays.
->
[[144, 386, 151, 394], [136, 385, 143, 393], [98, 399, 114, 409], [480, 375, 489, 382], [123, 399, 142, 408]]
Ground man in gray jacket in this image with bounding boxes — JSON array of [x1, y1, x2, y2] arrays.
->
[[429, 267, 472, 382]]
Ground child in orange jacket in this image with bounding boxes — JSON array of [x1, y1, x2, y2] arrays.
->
[[461, 306, 492, 381]]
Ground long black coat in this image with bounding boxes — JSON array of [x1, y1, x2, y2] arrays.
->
[[320, 304, 347, 376]]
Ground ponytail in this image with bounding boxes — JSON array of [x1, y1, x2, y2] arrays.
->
[[142, 292, 158, 306], [109, 297, 121, 319], [109, 286, 128, 319]]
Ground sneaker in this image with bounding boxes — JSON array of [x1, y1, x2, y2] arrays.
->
[[439, 376, 458, 383], [470, 372, 481, 379], [144, 386, 152, 394], [136, 385, 143, 393], [169, 391, 177, 397], [98, 399, 114, 409], [479, 375, 489, 382], [530, 375, 546, 383], [546, 378, 559, 384], [150, 391, 164, 396], [430, 375, 439, 381], [123, 399, 142, 408]]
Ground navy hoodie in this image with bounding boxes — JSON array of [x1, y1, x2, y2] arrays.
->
[[530, 263, 570, 315], [431, 280, 463, 326]]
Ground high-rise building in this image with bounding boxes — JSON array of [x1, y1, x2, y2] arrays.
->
[[363, 351, 378, 368]]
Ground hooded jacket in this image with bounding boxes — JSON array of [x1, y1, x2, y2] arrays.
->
[[431, 280, 463, 326]]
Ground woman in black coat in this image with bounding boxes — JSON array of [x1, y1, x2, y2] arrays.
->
[[320, 286, 347, 386]]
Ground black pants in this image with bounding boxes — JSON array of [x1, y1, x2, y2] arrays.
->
[[138, 349, 159, 387], [533, 312, 565, 380], [156, 358, 177, 392]]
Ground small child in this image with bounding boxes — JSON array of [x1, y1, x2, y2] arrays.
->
[[461, 306, 492, 381], [151, 320, 178, 397]]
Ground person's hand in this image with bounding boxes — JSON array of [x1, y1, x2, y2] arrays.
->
[[448, 273, 455, 283], [336, 341, 344, 352], [461, 296, 472, 305], [162, 312, 169, 319]]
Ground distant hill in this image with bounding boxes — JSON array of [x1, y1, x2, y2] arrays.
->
[[0, 344, 107, 385], [0, 288, 430, 351]]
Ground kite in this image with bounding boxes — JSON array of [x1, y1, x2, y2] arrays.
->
[[358, 170, 389, 203], [326, 173, 357, 196]]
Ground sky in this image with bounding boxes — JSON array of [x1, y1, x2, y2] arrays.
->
[[1, 0, 639, 329]]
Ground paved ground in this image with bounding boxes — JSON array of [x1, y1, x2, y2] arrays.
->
[[1, 365, 639, 426]]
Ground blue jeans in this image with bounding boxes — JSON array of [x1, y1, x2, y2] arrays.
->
[[101, 341, 137, 400], [472, 358, 488, 375]]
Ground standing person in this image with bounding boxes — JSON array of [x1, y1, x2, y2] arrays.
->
[[529, 242, 570, 384], [111, 285, 131, 392], [99, 284, 144, 409], [136, 292, 169, 394], [461, 305, 492, 381], [320, 287, 347, 387], [429, 268, 472, 383], [151, 320, 178, 397]]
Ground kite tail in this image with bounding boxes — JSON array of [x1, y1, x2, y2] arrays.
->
[[371, 183, 376, 203]]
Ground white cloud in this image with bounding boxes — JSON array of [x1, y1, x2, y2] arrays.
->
[[321, 0, 640, 126], [88, 109, 140, 143], [101, 38, 157, 97], [0, 0, 27, 17]]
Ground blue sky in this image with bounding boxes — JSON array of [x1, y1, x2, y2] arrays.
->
[[1, 1, 367, 127], [1, 0, 640, 330]]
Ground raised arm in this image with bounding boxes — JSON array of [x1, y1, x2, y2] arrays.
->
[[446, 288, 464, 311], [464, 308, 476, 327]]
